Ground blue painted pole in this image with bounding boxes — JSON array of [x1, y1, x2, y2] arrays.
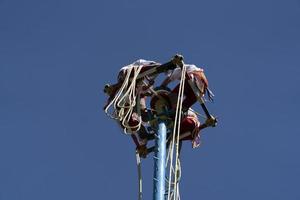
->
[[153, 121, 167, 200]]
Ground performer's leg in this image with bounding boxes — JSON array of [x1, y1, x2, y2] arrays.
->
[[179, 117, 197, 141], [181, 81, 197, 110]]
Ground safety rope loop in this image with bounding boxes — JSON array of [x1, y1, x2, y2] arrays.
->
[[104, 66, 132, 118], [120, 65, 143, 134]]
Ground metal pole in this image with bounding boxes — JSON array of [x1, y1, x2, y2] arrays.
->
[[153, 121, 167, 200]]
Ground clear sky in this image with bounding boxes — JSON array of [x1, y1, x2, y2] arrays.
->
[[1, 0, 300, 199]]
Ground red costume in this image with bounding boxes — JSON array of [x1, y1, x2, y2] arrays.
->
[[162, 64, 210, 110]]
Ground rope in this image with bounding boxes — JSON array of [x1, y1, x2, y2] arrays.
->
[[167, 64, 186, 200], [119, 66, 143, 133], [165, 140, 181, 200], [136, 150, 143, 200], [104, 64, 144, 134], [173, 65, 186, 200]]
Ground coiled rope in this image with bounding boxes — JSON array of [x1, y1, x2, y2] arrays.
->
[[104, 64, 144, 134]]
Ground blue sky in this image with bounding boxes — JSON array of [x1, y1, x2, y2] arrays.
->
[[1, 0, 300, 199]]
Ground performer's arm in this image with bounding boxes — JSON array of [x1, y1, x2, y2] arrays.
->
[[199, 117, 217, 130], [137, 54, 184, 80], [131, 132, 148, 158]]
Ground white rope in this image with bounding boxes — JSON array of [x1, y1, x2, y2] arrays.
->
[[136, 150, 143, 200], [104, 67, 131, 120], [104, 64, 144, 134], [165, 145, 182, 200], [165, 141, 175, 198], [173, 66, 186, 200], [119, 66, 143, 133], [167, 64, 186, 200]]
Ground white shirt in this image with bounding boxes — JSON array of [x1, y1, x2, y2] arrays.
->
[[168, 64, 203, 81], [120, 59, 158, 71], [168, 64, 207, 96]]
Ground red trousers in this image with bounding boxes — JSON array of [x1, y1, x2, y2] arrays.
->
[[180, 116, 199, 140]]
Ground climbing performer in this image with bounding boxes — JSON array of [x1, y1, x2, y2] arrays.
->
[[131, 124, 154, 158], [160, 62, 214, 112], [135, 109, 216, 158], [179, 109, 216, 148]]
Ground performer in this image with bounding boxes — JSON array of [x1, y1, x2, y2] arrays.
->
[[160, 63, 214, 111], [103, 59, 159, 111]]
